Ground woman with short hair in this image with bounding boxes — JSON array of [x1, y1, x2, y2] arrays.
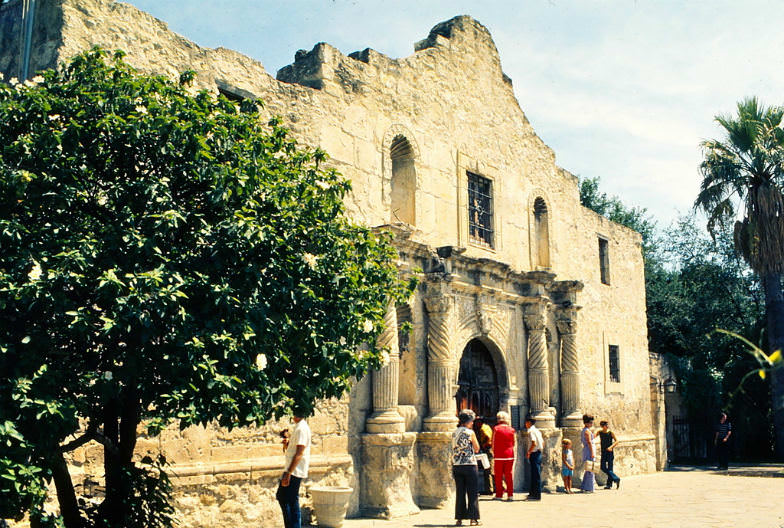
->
[[452, 409, 481, 526], [492, 411, 516, 501], [580, 414, 596, 493]]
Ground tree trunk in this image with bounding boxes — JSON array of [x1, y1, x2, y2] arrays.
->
[[97, 390, 141, 527], [762, 272, 784, 460], [50, 452, 83, 528]]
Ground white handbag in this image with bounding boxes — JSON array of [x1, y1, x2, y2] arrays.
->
[[476, 453, 490, 470], [582, 459, 595, 472]]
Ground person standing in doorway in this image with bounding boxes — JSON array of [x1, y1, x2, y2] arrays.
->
[[474, 417, 494, 495], [492, 411, 516, 501], [580, 414, 596, 493], [714, 412, 732, 470], [452, 409, 481, 527], [525, 415, 544, 501], [276, 413, 311, 528], [598, 420, 621, 489]]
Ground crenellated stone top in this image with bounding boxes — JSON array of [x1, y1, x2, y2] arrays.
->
[[276, 15, 513, 96]]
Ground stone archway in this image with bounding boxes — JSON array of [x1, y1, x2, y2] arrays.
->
[[455, 339, 501, 423]]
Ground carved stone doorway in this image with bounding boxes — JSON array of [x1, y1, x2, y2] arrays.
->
[[455, 339, 500, 424]]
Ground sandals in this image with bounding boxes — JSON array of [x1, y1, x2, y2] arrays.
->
[[470, 521, 483, 527]]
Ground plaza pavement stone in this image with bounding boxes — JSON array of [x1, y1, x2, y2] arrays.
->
[[339, 469, 784, 528]]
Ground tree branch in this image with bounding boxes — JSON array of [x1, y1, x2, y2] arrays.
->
[[59, 424, 97, 453], [93, 430, 120, 456]]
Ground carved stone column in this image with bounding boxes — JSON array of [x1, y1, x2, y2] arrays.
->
[[361, 304, 417, 518], [367, 304, 405, 433], [524, 304, 555, 428], [556, 308, 582, 428], [423, 291, 456, 432]]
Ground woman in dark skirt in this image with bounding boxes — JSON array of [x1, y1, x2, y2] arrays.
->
[[452, 409, 481, 526]]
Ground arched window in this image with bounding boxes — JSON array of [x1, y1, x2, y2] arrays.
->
[[533, 197, 550, 268], [389, 135, 416, 225]]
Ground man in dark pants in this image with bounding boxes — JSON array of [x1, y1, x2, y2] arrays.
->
[[714, 412, 732, 470], [598, 420, 621, 489], [525, 415, 544, 501], [277, 414, 311, 528]]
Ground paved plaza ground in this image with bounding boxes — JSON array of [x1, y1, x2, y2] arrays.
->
[[341, 467, 784, 528]]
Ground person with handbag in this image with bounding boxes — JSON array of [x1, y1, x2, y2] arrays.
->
[[580, 414, 596, 493], [524, 415, 544, 501], [452, 409, 482, 526], [473, 417, 494, 495]]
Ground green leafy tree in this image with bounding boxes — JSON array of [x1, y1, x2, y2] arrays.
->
[[0, 49, 413, 527], [646, 216, 770, 458], [696, 97, 784, 459]]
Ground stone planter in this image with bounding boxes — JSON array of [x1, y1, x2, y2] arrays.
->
[[310, 486, 353, 528]]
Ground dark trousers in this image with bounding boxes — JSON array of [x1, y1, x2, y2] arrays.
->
[[717, 441, 730, 469], [480, 451, 493, 494], [601, 450, 620, 486], [453, 465, 480, 520], [276, 475, 302, 528], [528, 450, 542, 499]]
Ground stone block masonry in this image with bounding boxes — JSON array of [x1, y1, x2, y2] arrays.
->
[[0, 1, 658, 526]]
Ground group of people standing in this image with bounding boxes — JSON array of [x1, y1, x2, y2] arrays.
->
[[451, 410, 623, 526]]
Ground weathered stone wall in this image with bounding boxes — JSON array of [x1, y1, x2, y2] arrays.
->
[[0, 0, 657, 524]]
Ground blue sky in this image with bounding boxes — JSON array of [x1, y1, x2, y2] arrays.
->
[[123, 0, 784, 226]]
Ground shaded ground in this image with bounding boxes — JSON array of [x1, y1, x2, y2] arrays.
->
[[341, 468, 784, 528]]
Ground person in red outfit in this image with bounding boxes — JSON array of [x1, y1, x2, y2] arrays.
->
[[492, 411, 516, 501]]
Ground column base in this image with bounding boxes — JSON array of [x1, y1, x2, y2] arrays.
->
[[366, 410, 405, 433], [360, 433, 420, 519], [531, 408, 556, 429], [560, 411, 583, 428], [416, 432, 454, 508], [423, 413, 456, 432]]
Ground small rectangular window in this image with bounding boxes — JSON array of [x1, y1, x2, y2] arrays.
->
[[599, 237, 610, 285], [609, 345, 620, 383], [468, 172, 494, 248], [510, 405, 522, 430]]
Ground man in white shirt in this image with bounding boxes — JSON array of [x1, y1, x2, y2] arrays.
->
[[525, 415, 544, 501], [276, 415, 311, 528]]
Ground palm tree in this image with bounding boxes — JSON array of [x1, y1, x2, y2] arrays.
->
[[696, 97, 784, 460]]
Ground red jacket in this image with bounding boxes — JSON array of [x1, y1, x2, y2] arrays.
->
[[492, 423, 516, 460]]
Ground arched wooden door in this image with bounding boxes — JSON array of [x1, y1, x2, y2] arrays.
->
[[455, 339, 499, 424]]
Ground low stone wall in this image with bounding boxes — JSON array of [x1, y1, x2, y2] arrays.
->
[[594, 434, 657, 486], [172, 454, 354, 528]]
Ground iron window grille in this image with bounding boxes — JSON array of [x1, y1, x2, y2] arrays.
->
[[468, 172, 494, 248]]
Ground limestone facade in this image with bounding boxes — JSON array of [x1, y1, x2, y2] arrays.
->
[[1, 1, 658, 525]]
